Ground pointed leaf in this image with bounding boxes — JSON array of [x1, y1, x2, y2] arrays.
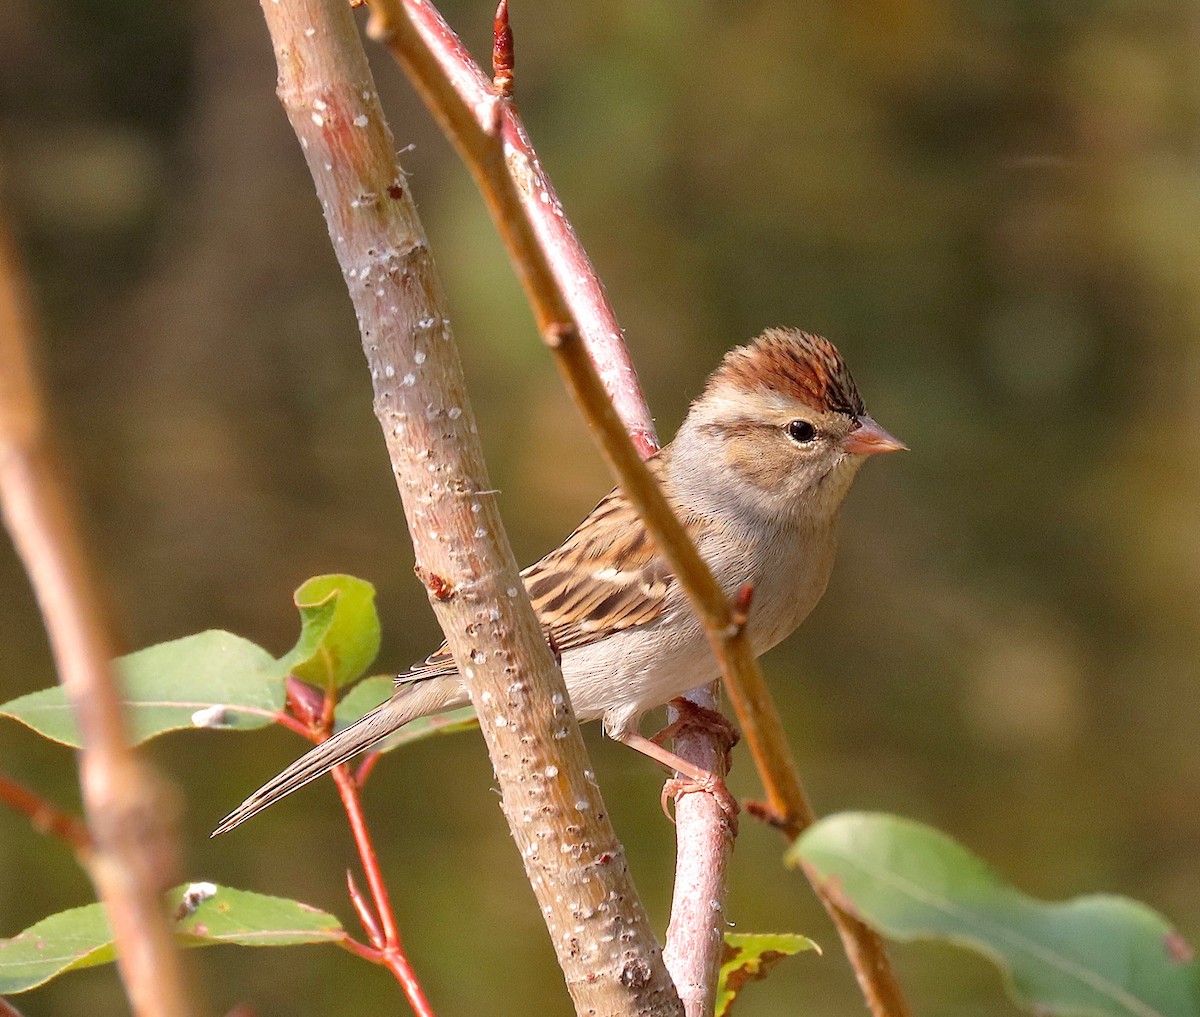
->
[[790, 813, 1200, 1017], [279, 575, 380, 691], [715, 932, 819, 1017], [334, 675, 477, 753], [168, 882, 344, 947], [0, 632, 284, 747], [0, 884, 344, 994]]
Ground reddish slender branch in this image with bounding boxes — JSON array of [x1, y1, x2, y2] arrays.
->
[[364, 5, 911, 1016], [283, 677, 434, 1013], [0, 773, 92, 857], [0, 225, 195, 1016], [332, 766, 433, 1014], [372, 0, 658, 456], [0, 996, 28, 1017]]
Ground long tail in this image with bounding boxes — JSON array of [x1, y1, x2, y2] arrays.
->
[[212, 676, 465, 836]]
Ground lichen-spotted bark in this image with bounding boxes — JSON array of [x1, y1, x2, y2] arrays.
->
[[257, 1, 682, 1013]]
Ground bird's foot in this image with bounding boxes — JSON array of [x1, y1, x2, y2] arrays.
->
[[661, 771, 739, 836], [653, 697, 741, 755]]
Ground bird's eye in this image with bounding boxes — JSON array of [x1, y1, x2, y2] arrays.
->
[[786, 420, 817, 443]]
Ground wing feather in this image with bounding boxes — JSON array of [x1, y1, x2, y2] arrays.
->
[[396, 455, 706, 685]]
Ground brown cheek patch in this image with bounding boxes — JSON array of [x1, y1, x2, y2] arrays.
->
[[725, 432, 794, 491]]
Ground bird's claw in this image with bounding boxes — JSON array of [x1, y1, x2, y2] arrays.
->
[[660, 772, 739, 836]]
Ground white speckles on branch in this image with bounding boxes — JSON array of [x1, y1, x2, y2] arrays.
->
[[447, 406, 463, 419], [544, 765, 559, 778], [414, 350, 426, 365], [311, 112, 324, 127], [383, 364, 395, 378], [402, 373, 416, 386], [353, 114, 368, 128], [304, 25, 315, 37]]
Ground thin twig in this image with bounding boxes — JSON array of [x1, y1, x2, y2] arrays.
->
[[332, 766, 433, 1015], [0, 773, 93, 857], [256, 0, 683, 1013], [0, 996, 28, 1017], [346, 870, 386, 949], [364, 5, 911, 1015], [0, 224, 196, 1016], [279, 678, 433, 1013]]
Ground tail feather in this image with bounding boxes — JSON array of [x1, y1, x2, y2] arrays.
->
[[212, 676, 464, 836]]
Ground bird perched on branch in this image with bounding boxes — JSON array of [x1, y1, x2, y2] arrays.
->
[[214, 328, 904, 835]]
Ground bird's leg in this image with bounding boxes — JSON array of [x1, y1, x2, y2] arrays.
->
[[650, 697, 740, 753], [615, 730, 740, 831]]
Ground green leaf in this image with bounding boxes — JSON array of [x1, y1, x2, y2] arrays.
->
[[790, 813, 1200, 1017], [279, 575, 380, 691], [0, 884, 343, 994], [334, 675, 477, 753], [0, 632, 284, 747], [168, 883, 344, 948], [715, 932, 819, 1017]]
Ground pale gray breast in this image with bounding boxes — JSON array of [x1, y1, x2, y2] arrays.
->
[[698, 514, 839, 655]]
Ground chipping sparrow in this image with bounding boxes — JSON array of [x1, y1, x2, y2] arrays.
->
[[214, 328, 904, 835]]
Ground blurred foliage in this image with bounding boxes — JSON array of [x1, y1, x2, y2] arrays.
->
[[1, 0, 1198, 1014], [792, 813, 1200, 1016]]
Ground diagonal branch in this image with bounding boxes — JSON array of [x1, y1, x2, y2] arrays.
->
[[255, 0, 683, 1013], [0, 773, 93, 858], [363, 4, 912, 1016], [0, 225, 195, 1014]]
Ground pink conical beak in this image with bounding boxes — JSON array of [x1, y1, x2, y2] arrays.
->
[[842, 415, 907, 455]]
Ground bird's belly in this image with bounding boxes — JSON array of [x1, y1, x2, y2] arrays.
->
[[557, 524, 835, 735], [558, 615, 715, 727]]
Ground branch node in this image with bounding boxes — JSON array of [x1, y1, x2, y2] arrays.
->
[[730, 583, 755, 630], [285, 676, 325, 728], [543, 321, 577, 350], [744, 798, 793, 831], [415, 563, 457, 601]]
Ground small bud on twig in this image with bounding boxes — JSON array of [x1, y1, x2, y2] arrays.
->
[[492, 0, 514, 97], [285, 676, 325, 727]]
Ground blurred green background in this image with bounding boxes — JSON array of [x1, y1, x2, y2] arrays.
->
[[2, 0, 1198, 1014]]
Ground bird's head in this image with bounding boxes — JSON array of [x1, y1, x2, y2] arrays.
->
[[673, 328, 905, 524]]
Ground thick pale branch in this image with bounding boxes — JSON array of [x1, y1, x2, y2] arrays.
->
[[363, 5, 912, 1015], [0, 230, 194, 1014], [256, 1, 682, 1014]]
